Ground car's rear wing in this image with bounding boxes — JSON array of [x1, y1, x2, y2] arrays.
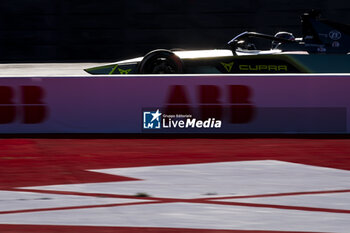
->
[[301, 11, 350, 54], [229, 12, 350, 54]]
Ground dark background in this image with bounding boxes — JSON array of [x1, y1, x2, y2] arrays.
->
[[1, 0, 350, 62]]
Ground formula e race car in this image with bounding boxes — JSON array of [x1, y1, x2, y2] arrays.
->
[[85, 12, 350, 75]]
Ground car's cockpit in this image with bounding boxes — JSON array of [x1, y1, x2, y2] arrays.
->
[[227, 31, 303, 55]]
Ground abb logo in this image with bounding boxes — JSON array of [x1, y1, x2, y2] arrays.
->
[[0, 86, 48, 124], [165, 85, 255, 123]]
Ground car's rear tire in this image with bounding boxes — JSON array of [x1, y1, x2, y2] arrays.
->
[[138, 49, 183, 74]]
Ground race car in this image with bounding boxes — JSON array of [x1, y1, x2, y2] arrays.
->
[[84, 11, 350, 75]]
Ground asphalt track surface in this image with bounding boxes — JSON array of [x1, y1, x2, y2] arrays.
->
[[0, 138, 350, 233]]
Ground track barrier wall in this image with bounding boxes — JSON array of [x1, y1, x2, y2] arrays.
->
[[0, 74, 349, 134]]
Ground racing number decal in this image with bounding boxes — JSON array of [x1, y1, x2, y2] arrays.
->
[[165, 85, 255, 123], [0, 86, 48, 124]]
